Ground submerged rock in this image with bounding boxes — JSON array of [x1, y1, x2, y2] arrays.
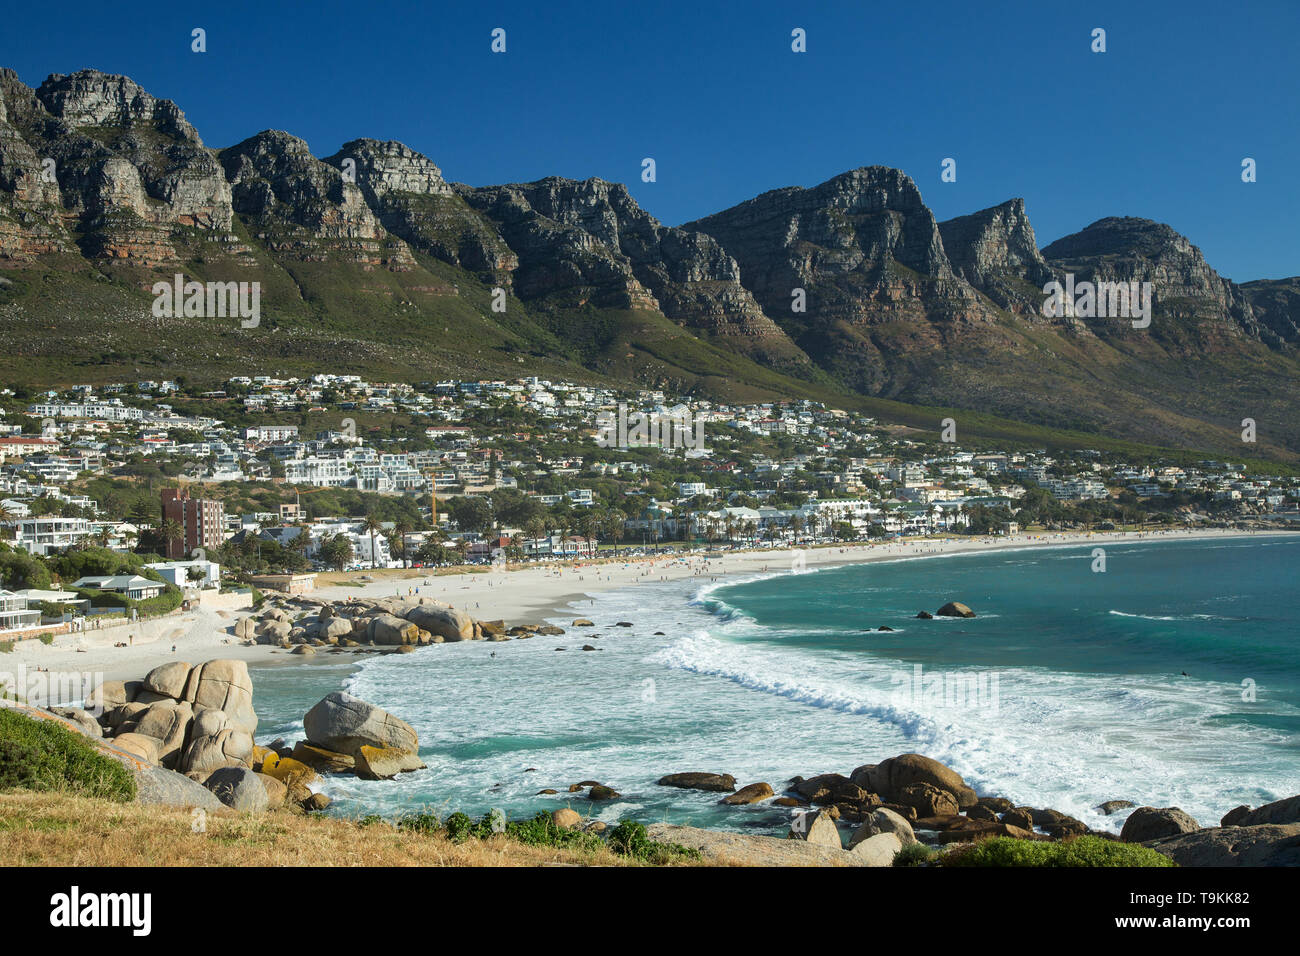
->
[[658, 772, 737, 793], [1096, 799, 1136, 816]]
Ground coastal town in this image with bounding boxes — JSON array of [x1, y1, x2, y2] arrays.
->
[[0, 371, 1296, 639]]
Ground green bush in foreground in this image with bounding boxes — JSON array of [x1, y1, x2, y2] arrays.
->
[[395, 810, 700, 863], [893, 842, 937, 866], [0, 708, 136, 802], [943, 835, 1176, 867]]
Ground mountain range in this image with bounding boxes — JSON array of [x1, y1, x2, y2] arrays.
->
[[1, 68, 1297, 460]]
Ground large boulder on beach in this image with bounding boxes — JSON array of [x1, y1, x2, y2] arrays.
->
[[179, 708, 254, 776], [317, 617, 353, 643], [553, 808, 582, 829], [794, 773, 866, 805], [850, 806, 918, 847], [789, 809, 842, 848], [257, 620, 292, 644], [48, 706, 103, 738], [847, 832, 902, 866], [354, 745, 426, 780], [405, 604, 475, 642], [1230, 794, 1300, 828], [204, 766, 270, 812], [303, 691, 418, 756], [897, 782, 960, 817], [856, 754, 978, 809], [256, 772, 288, 808], [132, 699, 194, 767], [1145, 823, 1300, 866], [657, 772, 736, 792], [110, 732, 160, 765], [234, 617, 258, 640], [291, 741, 355, 773], [370, 613, 420, 646], [105, 701, 149, 732], [935, 601, 975, 618], [134, 764, 224, 810], [89, 679, 140, 713], [649, 823, 867, 866], [182, 660, 257, 734], [141, 662, 192, 700], [722, 782, 775, 805], [1120, 806, 1200, 843]]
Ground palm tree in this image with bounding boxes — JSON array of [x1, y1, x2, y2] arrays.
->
[[392, 518, 412, 568], [158, 518, 185, 558], [0, 503, 15, 541], [362, 514, 383, 569], [523, 516, 547, 557], [605, 509, 626, 555]]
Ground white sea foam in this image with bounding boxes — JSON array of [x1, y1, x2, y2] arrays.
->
[[253, 540, 1298, 836]]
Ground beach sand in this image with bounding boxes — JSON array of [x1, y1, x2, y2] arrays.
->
[[5, 527, 1288, 686]]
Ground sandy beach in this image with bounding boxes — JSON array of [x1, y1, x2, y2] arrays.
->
[[5, 527, 1290, 686]]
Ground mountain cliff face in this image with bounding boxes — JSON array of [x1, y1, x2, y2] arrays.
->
[[685, 167, 995, 392], [458, 176, 814, 371], [219, 129, 413, 268], [1040, 217, 1262, 348], [0, 66, 1297, 458], [937, 198, 1054, 317], [325, 139, 517, 279], [1240, 277, 1300, 347], [0, 69, 236, 265]]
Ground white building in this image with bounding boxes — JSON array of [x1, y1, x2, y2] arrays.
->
[[7, 517, 92, 555], [144, 559, 221, 589]]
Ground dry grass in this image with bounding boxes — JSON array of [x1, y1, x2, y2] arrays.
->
[[0, 793, 664, 867]]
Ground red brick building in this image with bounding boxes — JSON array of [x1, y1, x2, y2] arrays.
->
[[161, 487, 225, 559]]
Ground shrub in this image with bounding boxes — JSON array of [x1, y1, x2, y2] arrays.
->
[[393, 809, 700, 862], [0, 708, 136, 802], [893, 842, 937, 866], [942, 835, 1176, 867], [442, 811, 474, 843]]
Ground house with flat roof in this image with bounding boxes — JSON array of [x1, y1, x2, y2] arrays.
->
[[71, 575, 166, 601], [0, 590, 42, 632]]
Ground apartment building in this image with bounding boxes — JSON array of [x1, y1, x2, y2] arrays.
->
[[161, 487, 226, 560]]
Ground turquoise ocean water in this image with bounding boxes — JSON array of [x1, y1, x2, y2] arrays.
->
[[251, 535, 1299, 835]]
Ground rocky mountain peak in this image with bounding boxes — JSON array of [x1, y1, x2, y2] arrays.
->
[[37, 69, 200, 144], [1042, 216, 1258, 342], [938, 198, 1054, 316], [333, 138, 452, 198], [1042, 216, 1197, 263]]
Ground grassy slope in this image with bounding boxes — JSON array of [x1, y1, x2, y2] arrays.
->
[[0, 792, 687, 866], [1, 243, 1296, 463]]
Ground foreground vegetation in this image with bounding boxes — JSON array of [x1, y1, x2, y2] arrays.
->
[[934, 835, 1176, 867], [0, 709, 136, 802], [0, 793, 704, 867]]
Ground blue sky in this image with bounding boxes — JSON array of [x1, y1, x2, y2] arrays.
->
[[3, 0, 1295, 280]]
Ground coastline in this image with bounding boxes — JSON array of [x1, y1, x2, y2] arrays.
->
[[4, 527, 1291, 686]]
